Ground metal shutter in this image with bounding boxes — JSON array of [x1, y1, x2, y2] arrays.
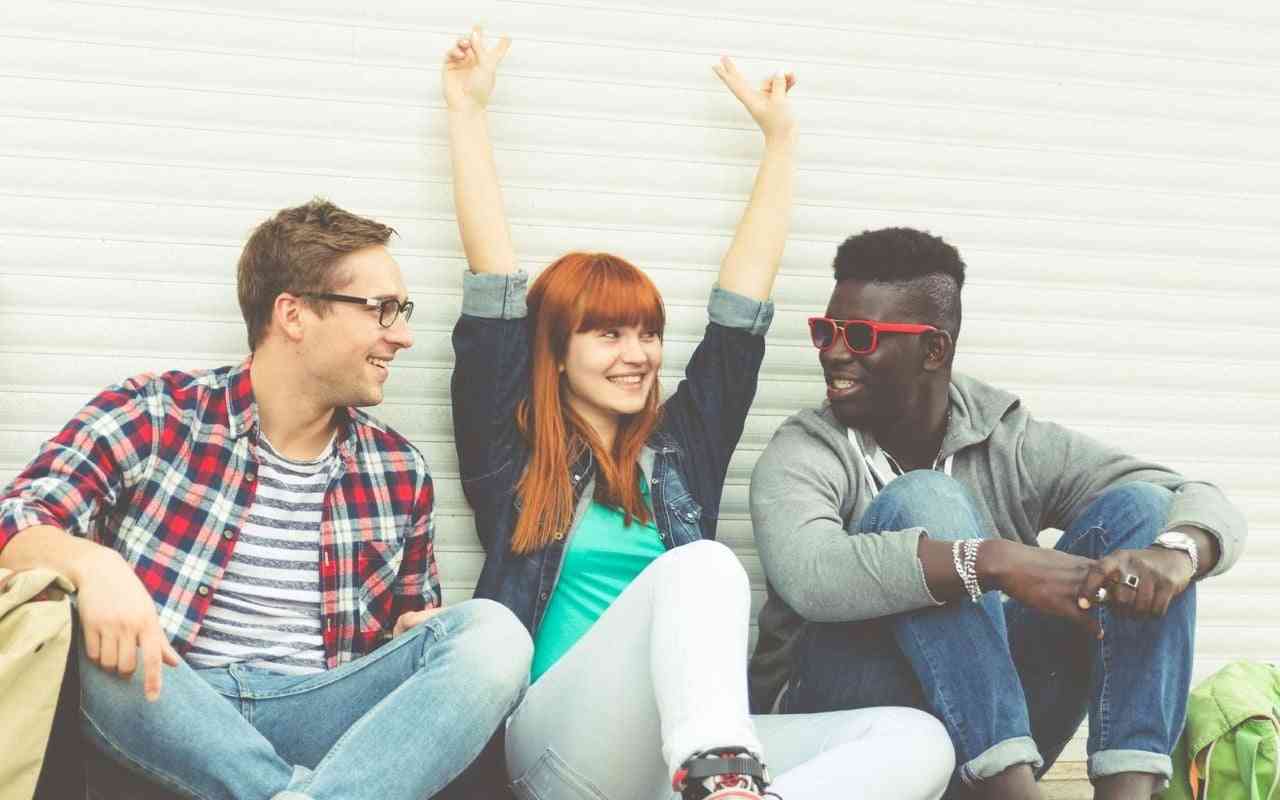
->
[[3, 0, 1277, 780]]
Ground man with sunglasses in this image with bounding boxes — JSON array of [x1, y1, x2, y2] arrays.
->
[[0, 199, 531, 800], [748, 227, 1246, 800]]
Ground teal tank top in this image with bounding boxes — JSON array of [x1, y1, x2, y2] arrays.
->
[[530, 484, 666, 682]]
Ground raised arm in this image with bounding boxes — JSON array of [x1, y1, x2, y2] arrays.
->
[[712, 57, 797, 301], [443, 26, 516, 275]]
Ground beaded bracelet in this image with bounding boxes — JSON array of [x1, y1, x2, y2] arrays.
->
[[951, 538, 984, 603]]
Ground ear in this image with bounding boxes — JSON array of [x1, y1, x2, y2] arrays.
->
[[274, 292, 308, 343], [922, 330, 953, 372]]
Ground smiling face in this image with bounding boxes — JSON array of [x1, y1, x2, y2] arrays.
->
[[820, 279, 942, 431], [561, 323, 663, 437], [299, 245, 414, 409]]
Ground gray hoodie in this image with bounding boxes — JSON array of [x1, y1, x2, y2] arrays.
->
[[748, 372, 1247, 709]]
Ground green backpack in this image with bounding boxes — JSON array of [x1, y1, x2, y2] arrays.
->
[[1160, 661, 1280, 800]]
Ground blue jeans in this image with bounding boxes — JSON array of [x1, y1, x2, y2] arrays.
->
[[783, 472, 1194, 792], [80, 599, 532, 800]]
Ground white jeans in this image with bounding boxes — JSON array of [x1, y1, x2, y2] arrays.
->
[[506, 540, 954, 800]]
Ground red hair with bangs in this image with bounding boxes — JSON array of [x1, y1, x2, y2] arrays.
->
[[513, 252, 666, 554]]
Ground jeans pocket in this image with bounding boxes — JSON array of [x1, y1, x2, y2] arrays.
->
[[511, 747, 609, 800]]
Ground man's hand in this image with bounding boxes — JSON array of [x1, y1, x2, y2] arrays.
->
[[712, 56, 797, 144], [74, 548, 180, 702], [1076, 547, 1195, 618], [984, 540, 1103, 639], [442, 25, 511, 113], [392, 606, 444, 638]]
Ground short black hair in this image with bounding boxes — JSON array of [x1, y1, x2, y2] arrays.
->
[[832, 227, 965, 342]]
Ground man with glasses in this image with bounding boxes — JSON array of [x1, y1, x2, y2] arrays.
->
[[748, 227, 1246, 800], [0, 198, 531, 800]]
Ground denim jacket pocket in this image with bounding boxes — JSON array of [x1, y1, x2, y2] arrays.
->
[[356, 539, 405, 633], [511, 747, 609, 800], [666, 492, 704, 544]]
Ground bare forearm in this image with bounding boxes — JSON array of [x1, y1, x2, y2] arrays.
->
[[0, 524, 119, 587], [448, 108, 517, 275], [918, 536, 1023, 601], [717, 133, 796, 301]]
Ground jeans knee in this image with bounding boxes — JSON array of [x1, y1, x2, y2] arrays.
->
[[1095, 482, 1172, 521], [451, 599, 532, 695], [665, 539, 749, 594], [873, 471, 985, 542], [1083, 482, 1173, 550]]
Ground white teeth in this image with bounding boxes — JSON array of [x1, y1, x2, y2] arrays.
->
[[609, 375, 643, 385], [831, 379, 854, 389], [367, 358, 389, 368]]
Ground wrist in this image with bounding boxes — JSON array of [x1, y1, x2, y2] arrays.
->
[[447, 104, 489, 120], [763, 128, 798, 151], [67, 542, 123, 589], [974, 538, 1013, 593]]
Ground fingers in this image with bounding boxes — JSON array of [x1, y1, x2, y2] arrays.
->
[[445, 35, 473, 65], [162, 639, 182, 667], [491, 34, 512, 66], [117, 631, 139, 677], [468, 25, 511, 69], [1076, 558, 1114, 610], [140, 628, 165, 701], [97, 626, 120, 672], [394, 607, 445, 637], [82, 617, 102, 662], [712, 55, 752, 105]]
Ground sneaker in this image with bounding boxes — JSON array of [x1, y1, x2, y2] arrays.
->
[[673, 747, 778, 800]]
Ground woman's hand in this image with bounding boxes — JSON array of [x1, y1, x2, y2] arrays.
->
[[442, 25, 511, 113], [712, 56, 797, 144]]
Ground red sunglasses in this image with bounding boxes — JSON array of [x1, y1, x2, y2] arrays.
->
[[807, 316, 938, 354]]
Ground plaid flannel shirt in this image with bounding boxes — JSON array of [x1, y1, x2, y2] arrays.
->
[[0, 359, 439, 668]]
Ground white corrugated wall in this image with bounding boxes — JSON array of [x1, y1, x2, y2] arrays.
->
[[3, 0, 1277, 788]]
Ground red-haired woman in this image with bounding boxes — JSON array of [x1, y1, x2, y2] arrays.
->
[[445, 28, 954, 800]]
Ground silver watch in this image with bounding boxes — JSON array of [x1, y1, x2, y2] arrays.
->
[[1152, 531, 1199, 577]]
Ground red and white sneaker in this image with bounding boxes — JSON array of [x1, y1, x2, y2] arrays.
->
[[673, 748, 779, 800]]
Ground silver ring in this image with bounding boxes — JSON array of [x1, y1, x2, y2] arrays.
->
[[1093, 587, 1108, 604], [1122, 573, 1140, 589]]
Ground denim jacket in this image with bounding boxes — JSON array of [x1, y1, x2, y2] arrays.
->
[[451, 270, 773, 633]]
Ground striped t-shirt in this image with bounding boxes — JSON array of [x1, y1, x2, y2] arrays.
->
[[186, 434, 336, 674]]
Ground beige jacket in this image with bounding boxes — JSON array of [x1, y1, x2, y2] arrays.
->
[[0, 568, 74, 800]]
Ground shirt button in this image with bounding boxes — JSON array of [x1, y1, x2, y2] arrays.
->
[[245, 472, 256, 483], [572, 473, 580, 482], [197, 585, 210, 597], [539, 591, 549, 601], [650, 478, 659, 485], [222, 529, 235, 540], [553, 531, 564, 541]]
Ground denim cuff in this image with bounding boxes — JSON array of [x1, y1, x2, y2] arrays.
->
[[1089, 749, 1172, 790], [959, 736, 1043, 786], [272, 765, 316, 799], [707, 285, 773, 336], [461, 269, 528, 319]]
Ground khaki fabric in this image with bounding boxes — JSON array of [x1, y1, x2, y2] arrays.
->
[[0, 568, 75, 800]]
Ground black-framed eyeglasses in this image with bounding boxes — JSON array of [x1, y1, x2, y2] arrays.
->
[[304, 293, 414, 328]]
